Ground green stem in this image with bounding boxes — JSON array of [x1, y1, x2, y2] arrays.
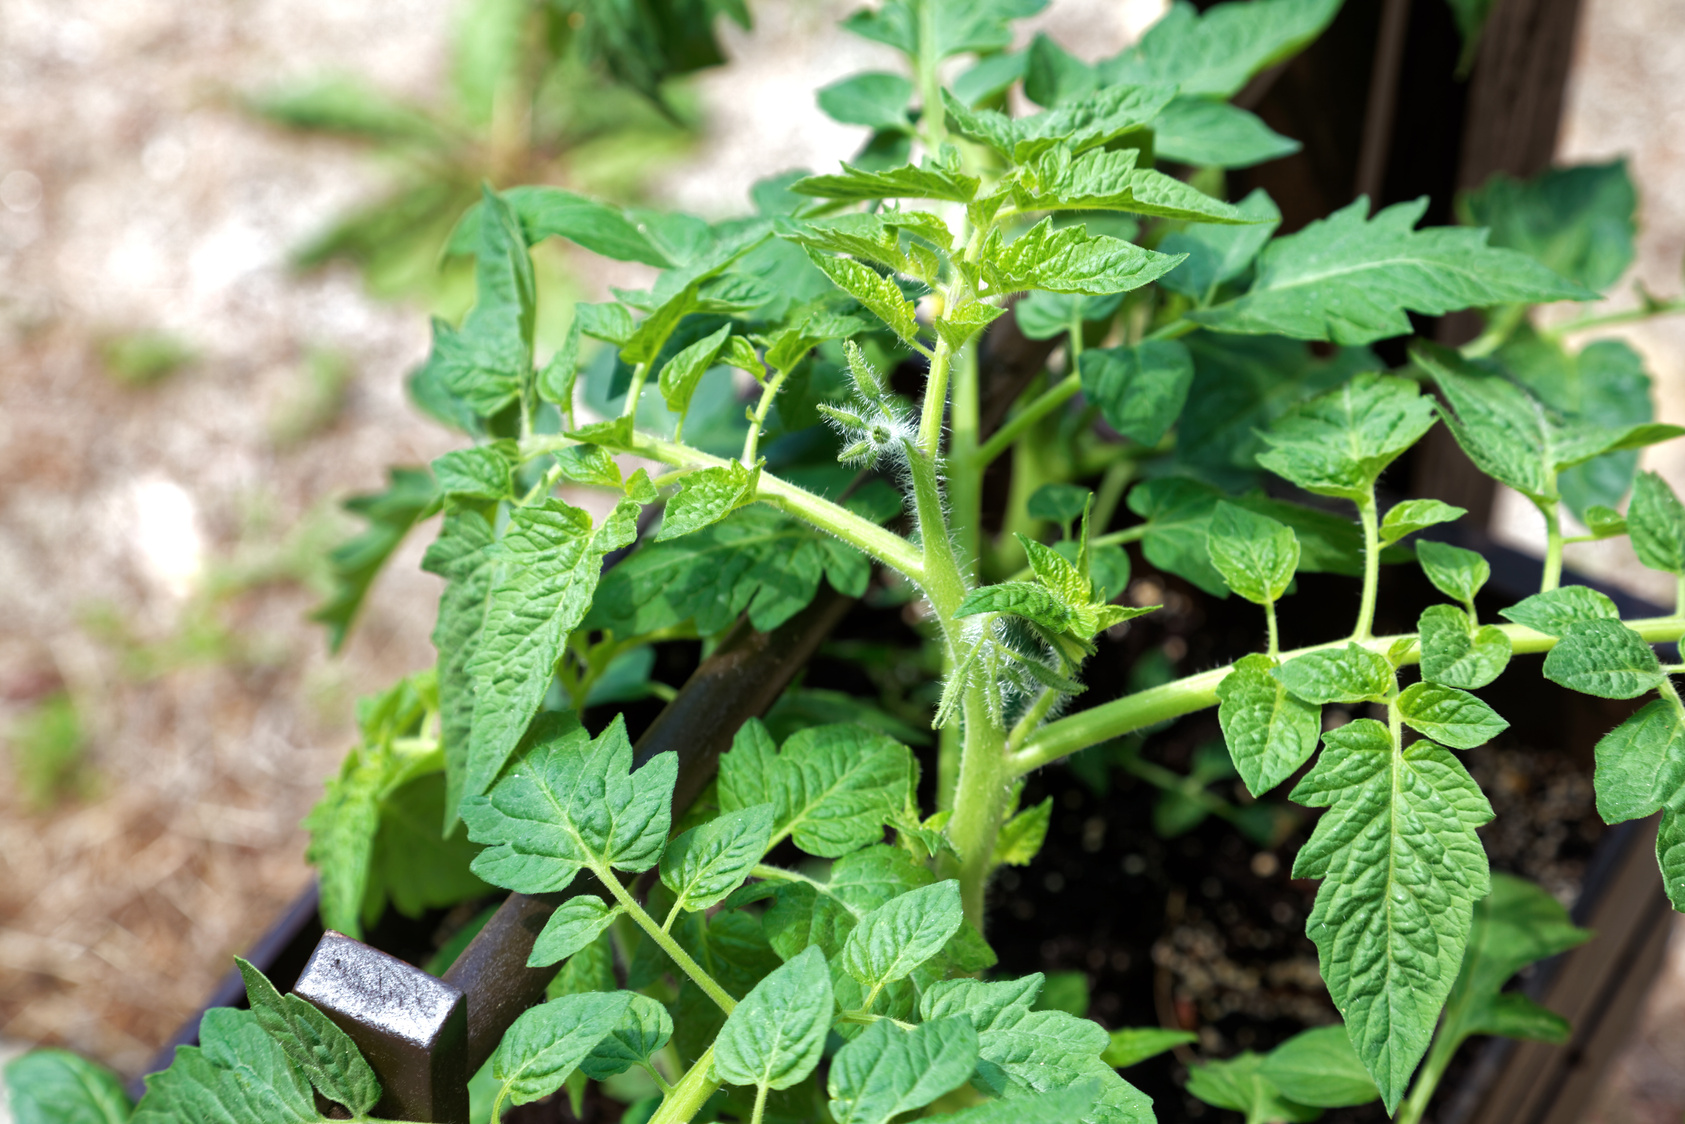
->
[[620, 362, 650, 418], [647, 1046, 721, 1124], [1676, 575, 1685, 620], [599, 868, 737, 1015], [915, 0, 946, 154], [1396, 1030, 1458, 1124], [947, 685, 1009, 928], [1540, 498, 1564, 592], [976, 374, 1080, 467], [741, 367, 791, 467], [904, 439, 969, 631], [750, 1083, 769, 1124], [1006, 615, 1685, 776], [1144, 317, 1197, 342], [1091, 460, 1134, 534], [1265, 599, 1280, 660], [949, 332, 983, 579], [919, 336, 954, 460], [1006, 686, 1061, 752], [1353, 492, 1381, 640], [1542, 298, 1685, 342]]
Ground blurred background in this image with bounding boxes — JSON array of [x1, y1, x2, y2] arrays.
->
[[1, 0, 1683, 1120]]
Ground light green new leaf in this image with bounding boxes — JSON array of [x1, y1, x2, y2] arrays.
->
[[552, 445, 623, 489], [312, 467, 438, 654], [1396, 682, 1509, 749], [1498, 585, 1618, 636], [133, 1008, 316, 1124], [463, 497, 632, 800], [1273, 643, 1393, 704], [1101, 1028, 1197, 1069], [1629, 471, 1685, 576], [1159, 189, 1282, 302], [579, 993, 674, 1081], [935, 300, 1007, 350], [658, 461, 759, 542], [718, 722, 914, 858], [658, 322, 734, 419], [449, 185, 673, 268], [433, 442, 517, 501], [1078, 340, 1194, 446], [828, 1017, 979, 1124], [1584, 505, 1628, 538], [818, 71, 914, 131], [661, 803, 776, 914], [1186, 1053, 1318, 1124], [529, 896, 624, 967], [1191, 198, 1591, 345], [841, 0, 1048, 61], [574, 301, 636, 344], [1014, 147, 1244, 223], [463, 715, 678, 893], [1100, 0, 1343, 98], [236, 958, 379, 1116], [1151, 97, 1301, 169], [1256, 373, 1437, 501], [1217, 654, 1321, 796], [1416, 540, 1490, 604], [1206, 502, 1299, 605], [781, 213, 913, 273], [537, 317, 581, 411], [1418, 605, 1511, 690], [979, 217, 1182, 297], [791, 162, 981, 204], [1542, 618, 1663, 699], [955, 582, 1074, 631], [942, 84, 1177, 163], [805, 249, 922, 346], [490, 992, 631, 1111], [4, 1050, 132, 1124], [715, 946, 834, 1091], [842, 881, 965, 992], [1380, 499, 1466, 545], [993, 797, 1052, 866], [1289, 720, 1493, 1110], [1259, 1026, 1379, 1108], [1593, 699, 1685, 823]]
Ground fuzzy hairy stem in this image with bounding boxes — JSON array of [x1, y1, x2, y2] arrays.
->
[[646, 1046, 720, 1124], [947, 685, 1010, 928], [904, 439, 969, 633], [741, 367, 791, 467], [1540, 497, 1564, 592]]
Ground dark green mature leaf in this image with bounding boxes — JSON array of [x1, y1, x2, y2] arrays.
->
[[828, 1017, 979, 1124], [529, 896, 623, 968], [1290, 720, 1493, 1110], [1418, 605, 1511, 690], [842, 881, 965, 993], [1150, 98, 1301, 168], [1079, 340, 1194, 445], [1593, 699, 1685, 823], [1100, 0, 1343, 98], [1396, 682, 1508, 749], [661, 803, 775, 914], [1101, 1028, 1197, 1068], [1542, 618, 1663, 699], [1498, 585, 1618, 636], [718, 721, 914, 858], [312, 467, 437, 653], [449, 186, 673, 268], [1416, 540, 1490, 604], [1259, 1026, 1379, 1108], [943, 84, 1177, 164], [586, 504, 868, 637], [463, 715, 678, 892], [1274, 643, 1392, 704], [1186, 1052, 1318, 1123], [1380, 499, 1466, 545], [792, 162, 981, 203], [491, 992, 632, 1110], [955, 582, 1074, 631], [421, 506, 497, 829], [1014, 291, 1125, 340], [1027, 483, 1093, 524], [4, 1049, 131, 1124], [762, 844, 935, 960], [1218, 654, 1321, 796], [1206, 502, 1298, 605], [236, 958, 379, 1116], [1256, 372, 1436, 500], [1192, 198, 1590, 345], [979, 217, 1182, 297], [1013, 147, 1243, 223], [463, 496, 638, 800], [1630, 471, 1685, 576], [1160, 189, 1282, 302], [1460, 161, 1636, 293], [841, 0, 1048, 60], [658, 461, 759, 542], [1023, 33, 1098, 107], [714, 946, 834, 1091], [133, 1008, 316, 1124]]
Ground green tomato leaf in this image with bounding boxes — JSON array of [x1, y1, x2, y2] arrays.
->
[[551, 444, 624, 490], [1191, 198, 1591, 345], [1258, 1025, 1379, 1108], [1027, 483, 1093, 523], [463, 715, 678, 893], [1460, 160, 1636, 293], [421, 506, 499, 830], [1273, 643, 1393, 704], [818, 71, 914, 131], [433, 442, 517, 501], [658, 322, 734, 419], [1159, 189, 1282, 301], [1217, 653, 1322, 796], [828, 1017, 980, 1124], [658, 461, 760, 542], [840, 0, 1048, 60], [574, 301, 636, 345], [311, 467, 438, 654], [490, 992, 631, 1110], [1415, 540, 1490, 604], [955, 582, 1074, 631], [923, 1086, 1104, 1124], [935, 299, 1008, 350], [941, 84, 1176, 163], [1289, 719, 1493, 1110], [235, 957, 379, 1116], [1013, 146, 1244, 223], [4, 1050, 132, 1124], [791, 161, 982, 204], [993, 796, 1053, 866], [804, 248, 923, 345], [1151, 97, 1301, 169], [841, 881, 965, 991], [537, 317, 582, 412], [1101, 0, 1343, 98], [1629, 470, 1685, 576], [1417, 605, 1511, 690], [714, 946, 834, 1091], [449, 185, 673, 267], [1078, 339, 1195, 446], [978, 216, 1182, 297], [1396, 682, 1509, 749], [1584, 504, 1628, 538], [1592, 698, 1685, 823], [579, 993, 674, 1081], [1657, 805, 1685, 912], [1498, 584, 1619, 636], [1256, 372, 1437, 501], [1100, 1027, 1197, 1068], [132, 1008, 316, 1124], [661, 803, 776, 914], [528, 896, 624, 968], [1542, 618, 1663, 699], [1206, 501, 1299, 605], [1186, 1052, 1319, 1123], [1380, 499, 1466, 545]]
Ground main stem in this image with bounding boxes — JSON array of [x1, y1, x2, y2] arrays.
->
[[947, 685, 1009, 928], [647, 1046, 720, 1124]]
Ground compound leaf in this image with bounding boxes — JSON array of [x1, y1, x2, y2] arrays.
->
[[1256, 373, 1436, 501], [979, 217, 1182, 297]]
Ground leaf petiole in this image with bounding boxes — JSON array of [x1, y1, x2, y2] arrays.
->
[[597, 866, 737, 1015]]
